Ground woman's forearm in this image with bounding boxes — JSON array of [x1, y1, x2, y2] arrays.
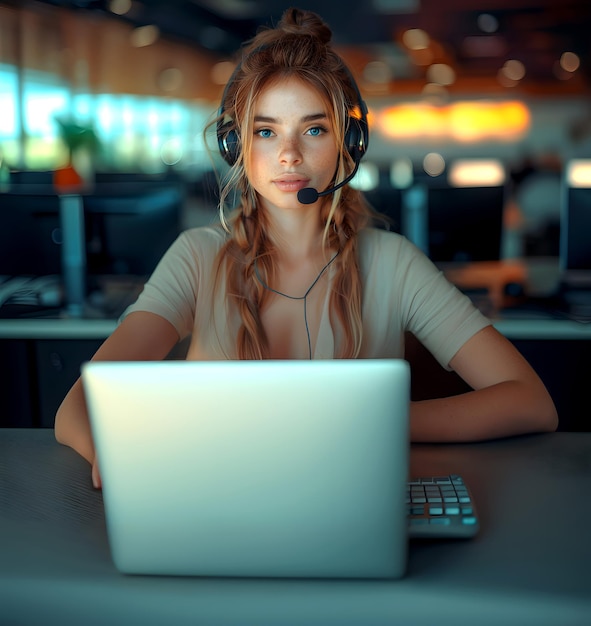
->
[[54, 378, 95, 464], [410, 379, 558, 443]]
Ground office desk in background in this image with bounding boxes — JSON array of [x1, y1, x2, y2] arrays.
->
[[1, 429, 589, 626], [1, 315, 591, 431]]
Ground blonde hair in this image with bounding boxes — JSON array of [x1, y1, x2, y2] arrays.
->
[[208, 7, 376, 359]]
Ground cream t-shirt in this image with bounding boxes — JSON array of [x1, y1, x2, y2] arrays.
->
[[123, 226, 491, 368]]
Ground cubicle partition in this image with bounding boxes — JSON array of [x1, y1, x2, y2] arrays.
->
[[0, 181, 184, 311], [1, 178, 590, 432], [0, 181, 185, 427]]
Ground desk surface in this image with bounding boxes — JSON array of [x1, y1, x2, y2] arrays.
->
[[1, 429, 590, 625], [1, 316, 591, 341]]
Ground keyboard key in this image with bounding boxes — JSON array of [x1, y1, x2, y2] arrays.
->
[[429, 517, 451, 525], [408, 474, 479, 539]]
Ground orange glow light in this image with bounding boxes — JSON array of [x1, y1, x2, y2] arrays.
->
[[378, 101, 530, 142]]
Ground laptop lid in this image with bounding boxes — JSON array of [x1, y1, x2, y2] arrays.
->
[[82, 358, 410, 579]]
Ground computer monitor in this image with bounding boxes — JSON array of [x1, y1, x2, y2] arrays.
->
[[83, 183, 184, 278], [560, 165, 591, 288], [364, 187, 403, 233], [9, 170, 54, 186], [361, 165, 404, 233], [426, 185, 505, 263], [0, 190, 62, 277]]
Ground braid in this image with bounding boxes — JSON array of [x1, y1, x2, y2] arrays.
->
[[207, 8, 376, 359]]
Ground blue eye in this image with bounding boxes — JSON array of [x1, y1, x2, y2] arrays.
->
[[256, 128, 274, 138], [307, 126, 324, 136]]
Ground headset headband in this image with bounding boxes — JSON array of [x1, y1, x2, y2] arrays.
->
[[217, 49, 369, 167]]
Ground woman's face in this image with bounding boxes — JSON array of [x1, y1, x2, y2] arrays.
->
[[246, 76, 339, 214]]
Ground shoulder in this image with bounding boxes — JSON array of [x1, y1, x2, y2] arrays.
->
[[178, 225, 228, 249], [356, 227, 446, 292], [357, 227, 424, 264], [147, 225, 228, 283], [169, 225, 228, 261]]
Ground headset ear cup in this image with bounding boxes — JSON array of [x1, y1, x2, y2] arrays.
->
[[345, 116, 368, 162], [218, 123, 240, 166]]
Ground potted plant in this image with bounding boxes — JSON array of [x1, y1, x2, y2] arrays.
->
[[53, 117, 100, 193]]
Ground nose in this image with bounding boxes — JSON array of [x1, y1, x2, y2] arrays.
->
[[278, 135, 303, 165]]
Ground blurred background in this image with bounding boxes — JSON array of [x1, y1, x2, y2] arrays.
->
[[1, 0, 590, 260], [1, 0, 591, 429]]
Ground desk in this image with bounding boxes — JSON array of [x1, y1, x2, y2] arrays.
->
[[1, 317, 590, 430], [1, 316, 590, 341], [1, 429, 589, 625]]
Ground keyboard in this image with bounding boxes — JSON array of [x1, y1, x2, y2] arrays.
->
[[407, 474, 479, 539]]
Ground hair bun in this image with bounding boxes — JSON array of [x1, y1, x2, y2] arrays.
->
[[277, 7, 332, 45]]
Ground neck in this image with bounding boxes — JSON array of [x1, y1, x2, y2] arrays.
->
[[262, 203, 328, 262]]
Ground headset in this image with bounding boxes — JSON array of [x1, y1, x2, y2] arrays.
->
[[216, 50, 369, 203]]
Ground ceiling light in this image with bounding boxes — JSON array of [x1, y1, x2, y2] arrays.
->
[[402, 28, 430, 50], [108, 0, 132, 16], [501, 59, 526, 81], [130, 25, 159, 48], [560, 52, 580, 73], [426, 63, 456, 86], [423, 152, 445, 177], [477, 13, 499, 34]]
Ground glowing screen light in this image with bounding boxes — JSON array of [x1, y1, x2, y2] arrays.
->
[[349, 161, 379, 191], [567, 160, 591, 188], [448, 159, 506, 187]]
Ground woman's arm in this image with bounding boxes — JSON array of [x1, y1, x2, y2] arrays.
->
[[54, 311, 180, 478], [410, 325, 559, 442]]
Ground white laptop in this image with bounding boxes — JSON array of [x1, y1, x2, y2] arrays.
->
[[82, 358, 410, 579]]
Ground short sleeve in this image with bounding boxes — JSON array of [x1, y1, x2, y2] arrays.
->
[[358, 229, 491, 369], [121, 227, 226, 341]]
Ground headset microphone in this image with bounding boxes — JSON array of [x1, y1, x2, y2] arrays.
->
[[297, 156, 361, 205]]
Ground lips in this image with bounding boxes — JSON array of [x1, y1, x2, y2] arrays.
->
[[273, 174, 310, 192]]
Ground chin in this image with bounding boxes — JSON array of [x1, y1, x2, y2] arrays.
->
[[262, 195, 310, 212]]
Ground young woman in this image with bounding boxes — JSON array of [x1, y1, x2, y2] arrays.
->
[[55, 8, 558, 488]]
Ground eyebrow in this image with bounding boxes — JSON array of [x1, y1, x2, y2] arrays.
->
[[253, 113, 328, 124]]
